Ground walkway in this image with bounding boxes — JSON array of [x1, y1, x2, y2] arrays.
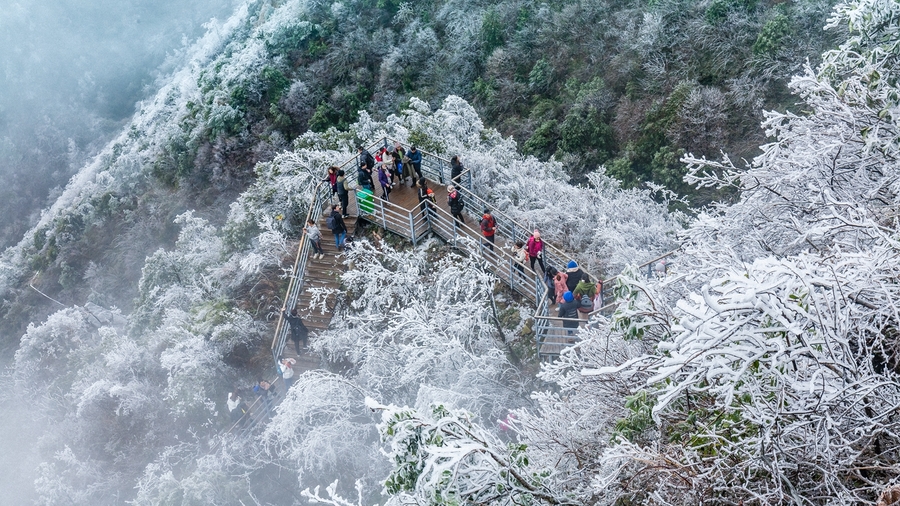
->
[[225, 138, 676, 436]]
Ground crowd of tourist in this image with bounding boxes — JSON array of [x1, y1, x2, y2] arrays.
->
[[226, 143, 617, 428]]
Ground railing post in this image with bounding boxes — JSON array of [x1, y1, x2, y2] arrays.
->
[[409, 211, 417, 246], [452, 216, 457, 245]]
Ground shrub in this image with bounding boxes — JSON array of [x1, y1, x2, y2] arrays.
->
[[754, 11, 791, 56]]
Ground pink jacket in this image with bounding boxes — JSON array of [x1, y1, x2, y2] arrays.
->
[[526, 236, 543, 257], [553, 272, 568, 303]]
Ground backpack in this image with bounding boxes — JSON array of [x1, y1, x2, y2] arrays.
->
[[342, 178, 350, 191], [326, 215, 335, 230], [579, 294, 594, 312]]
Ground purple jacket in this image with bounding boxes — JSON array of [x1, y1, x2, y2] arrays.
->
[[377, 167, 391, 188]]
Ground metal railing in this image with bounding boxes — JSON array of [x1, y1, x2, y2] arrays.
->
[[270, 136, 681, 368], [269, 181, 333, 364], [531, 249, 679, 360], [425, 203, 543, 302]]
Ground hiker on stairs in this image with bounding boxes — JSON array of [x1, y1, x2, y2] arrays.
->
[[558, 291, 580, 335], [282, 306, 310, 354], [335, 169, 350, 216], [565, 260, 585, 293], [480, 209, 496, 251], [279, 356, 296, 390], [328, 205, 347, 252], [526, 229, 546, 273], [227, 390, 248, 426], [323, 165, 338, 196], [304, 219, 324, 259]]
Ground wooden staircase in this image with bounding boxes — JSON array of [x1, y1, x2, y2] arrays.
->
[[279, 215, 358, 368]]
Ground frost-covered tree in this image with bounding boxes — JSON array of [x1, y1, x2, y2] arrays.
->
[[365, 1, 900, 504], [539, 0, 900, 503]]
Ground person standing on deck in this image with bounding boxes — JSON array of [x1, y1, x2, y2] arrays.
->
[[450, 155, 464, 185], [448, 185, 465, 225], [377, 164, 392, 202], [357, 146, 374, 190], [408, 146, 423, 180], [526, 229, 546, 273], [480, 209, 496, 251], [417, 178, 435, 217]]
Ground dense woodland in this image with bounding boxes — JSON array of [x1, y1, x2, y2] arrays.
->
[[4, 0, 900, 504]]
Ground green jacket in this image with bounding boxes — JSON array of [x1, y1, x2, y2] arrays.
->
[[573, 280, 596, 299]]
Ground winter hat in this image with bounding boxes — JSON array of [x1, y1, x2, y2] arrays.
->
[[563, 291, 574, 303], [447, 185, 456, 193], [567, 260, 578, 269]]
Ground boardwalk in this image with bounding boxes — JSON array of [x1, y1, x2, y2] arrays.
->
[[224, 139, 676, 436]]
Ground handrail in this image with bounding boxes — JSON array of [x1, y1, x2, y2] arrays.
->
[[269, 181, 333, 363], [270, 136, 681, 368], [427, 204, 543, 298], [384, 138, 572, 264], [269, 138, 389, 363]]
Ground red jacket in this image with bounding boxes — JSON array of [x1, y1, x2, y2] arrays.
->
[[480, 215, 496, 237], [526, 236, 543, 257]]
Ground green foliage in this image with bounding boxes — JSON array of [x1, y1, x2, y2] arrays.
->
[[665, 395, 760, 458], [613, 390, 657, 442], [152, 133, 197, 188], [407, 128, 446, 154], [528, 58, 554, 94], [558, 107, 614, 158], [473, 77, 497, 106], [705, 0, 757, 24], [264, 21, 315, 58], [754, 11, 791, 56], [523, 120, 558, 158], [308, 85, 371, 132], [260, 66, 290, 105], [481, 8, 506, 57], [649, 145, 687, 191]]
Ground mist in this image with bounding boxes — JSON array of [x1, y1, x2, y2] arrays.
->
[[0, 0, 236, 250], [0, 2, 235, 503]]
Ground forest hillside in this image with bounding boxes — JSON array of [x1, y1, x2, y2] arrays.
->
[[0, 0, 839, 349]]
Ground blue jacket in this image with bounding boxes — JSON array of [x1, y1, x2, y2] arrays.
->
[[408, 149, 422, 165]]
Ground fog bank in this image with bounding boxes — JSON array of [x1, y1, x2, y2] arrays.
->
[[0, 0, 236, 248]]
